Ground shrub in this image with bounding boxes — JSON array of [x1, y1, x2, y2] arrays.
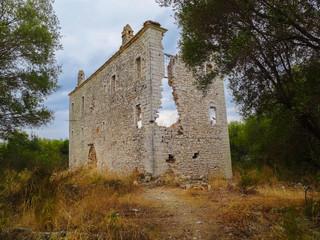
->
[[280, 207, 308, 240], [237, 169, 260, 192], [0, 130, 68, 173]]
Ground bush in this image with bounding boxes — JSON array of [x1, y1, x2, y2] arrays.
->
[[237, 169, 260, 192], [0, 167, 58, 231], [229, 110, 320, 182], [0, 168, 156, 239], [281, 207, 308, 240], [0, 130, 68, 173]]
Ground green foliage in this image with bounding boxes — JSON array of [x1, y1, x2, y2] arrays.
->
[[0, 130, 68, 230], [158, 0, 320, 141], [0, 130, 68, 173], [228, 121, 249, 163], [280, 207, 308, 240], [0, 167, 59, 231], [0, 0, 61, 137], [229, 110, 320, 180], [238, 169, 261, 192], [305, 199, 320, 226]]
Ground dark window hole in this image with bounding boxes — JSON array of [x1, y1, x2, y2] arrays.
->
[[178, 126, 184, 135], [192, 152, 199, 159], [166, 154, 175, 163]]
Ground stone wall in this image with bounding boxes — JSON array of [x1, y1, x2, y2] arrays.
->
[[152, 56, 232, 179], [69, 21, 232, 179]]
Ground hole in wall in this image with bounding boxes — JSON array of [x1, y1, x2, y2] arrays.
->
[[102, 121, 106, 131], [136, 104, 142, 129], [166, 154, 175, 163], [192, 152, 199, 159], [155, 78, 179, 127], [206, 64, 213, 74], [210, 107, 217, 125], [136, 57, 141, 79], [88, 145, 97, 167], [111, 75, 116, 94], [156, 55, 179, 127], [81, 96, 84, 111]]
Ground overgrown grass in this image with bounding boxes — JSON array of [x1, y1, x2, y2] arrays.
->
[[0, 167, 157, 239], [182, 168, 320, 239]]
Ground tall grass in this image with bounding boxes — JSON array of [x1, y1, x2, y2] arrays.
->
[[0, 167, 157, 239]]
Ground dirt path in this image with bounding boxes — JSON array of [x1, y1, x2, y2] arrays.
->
[[140, 187, 219, 240], [138, 183, 307, 240]]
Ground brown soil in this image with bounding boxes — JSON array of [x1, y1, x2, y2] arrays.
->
[[140, 187, 217, 240], [137, 184, 305, 240]]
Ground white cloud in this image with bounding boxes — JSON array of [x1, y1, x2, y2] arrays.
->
[[27, 110, 69, 139], [226, 106, 242, 122], [156, 110, 179, 127], [227, 115, 242, 123], [227, 107, 236, 113], [45, 90, 69, 104]]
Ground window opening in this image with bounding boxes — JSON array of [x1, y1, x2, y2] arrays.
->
[[136, 104, 142, 129], [192, 152, 199, 159], [155, 54, 179, 127], [136, 57, 141, 79], [81, 96, 84, 112], [166, 154, 175, 163], [88, 145, 97, 167], [102, 121, 106, 131], [206, 64, 213, 74], [103, 84, 106, 93], [210, 107, 217, 125], [111, 75, 116, 94], [71, 102, 74, 113]]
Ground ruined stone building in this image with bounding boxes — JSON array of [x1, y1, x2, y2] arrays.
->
[[69, 21, 232, 179]]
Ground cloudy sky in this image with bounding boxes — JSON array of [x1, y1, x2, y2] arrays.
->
[[29, 0, 240, 139]]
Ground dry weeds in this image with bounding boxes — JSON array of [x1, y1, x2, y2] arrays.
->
[[2, 169, 320, 239], [2, 168, 158, 240]]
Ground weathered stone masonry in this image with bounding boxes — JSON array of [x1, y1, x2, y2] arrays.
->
[[69, 21, 232, 179]]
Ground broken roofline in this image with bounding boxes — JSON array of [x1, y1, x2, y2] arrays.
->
[[68, 20, 168, 96]]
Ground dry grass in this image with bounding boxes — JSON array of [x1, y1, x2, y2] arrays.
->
[[2, 168, 320, 239], [182, 174, 317, 239], [1, 168, 158, 240]]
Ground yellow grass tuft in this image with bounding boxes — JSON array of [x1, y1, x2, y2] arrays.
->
[[2, 168, 157, 239]]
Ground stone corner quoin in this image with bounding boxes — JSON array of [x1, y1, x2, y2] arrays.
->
[[68, 20, 233, 179]]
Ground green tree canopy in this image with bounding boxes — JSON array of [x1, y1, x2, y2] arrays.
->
[[229, 110, 320, 179], [157, 0, 320, 140], [0, 130, 68, 172], [0, 0, 61, 137]]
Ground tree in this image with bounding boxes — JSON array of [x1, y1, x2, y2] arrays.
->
[[0, 0, 61, 137], [0, 130, 68, 172], [228, 121, 249, 163], [157, 0, 320, 140], [228, 109, 320, 179]]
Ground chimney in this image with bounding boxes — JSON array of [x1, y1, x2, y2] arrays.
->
[[121, 24, 133, 46], [77, 70, 85, 86]]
